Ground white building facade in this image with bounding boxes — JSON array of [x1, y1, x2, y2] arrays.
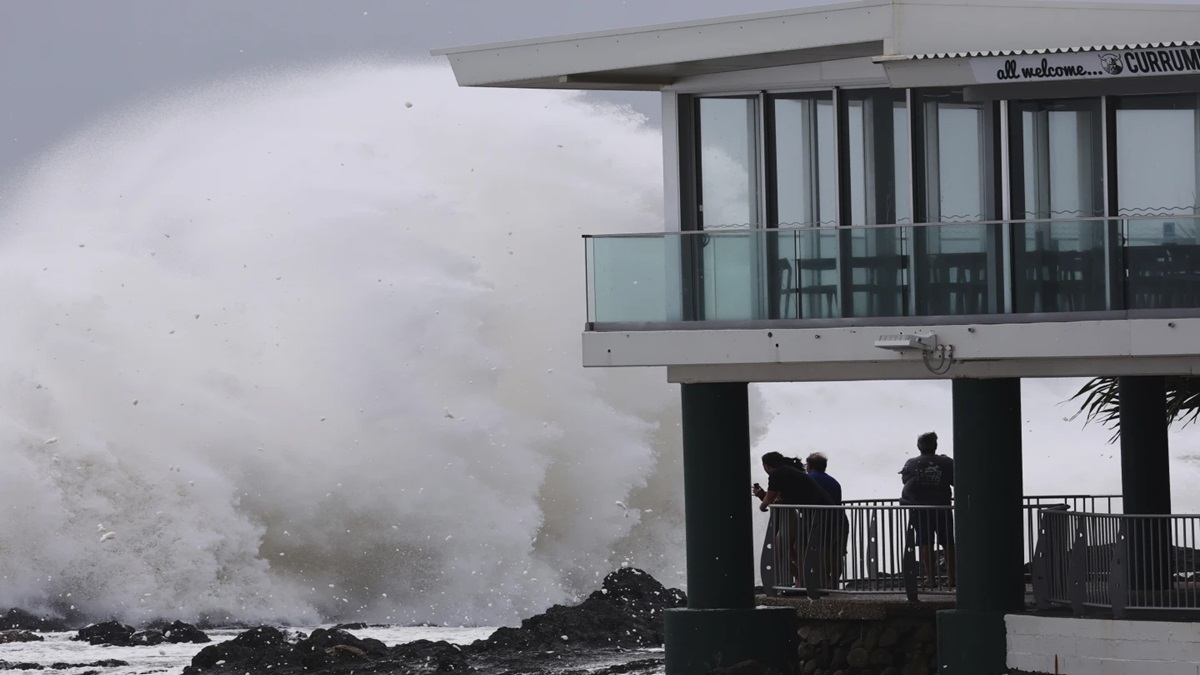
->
[[437, 2, 1200, 673]]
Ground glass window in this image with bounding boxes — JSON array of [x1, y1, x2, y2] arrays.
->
[[915, 91, 997, 316], [844, 89, 911, 317], [696, 97, 762, 319], [1009, 98, 1107, 313], [771, 93, 838, 318], [698, 97, 760, 230], [1116, 94, 1200, 310]]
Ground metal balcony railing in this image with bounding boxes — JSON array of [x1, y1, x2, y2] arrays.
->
[[1032, 509, 1200, 617], [585, 216, 1200, 327], [762, 495, 1121, 601]]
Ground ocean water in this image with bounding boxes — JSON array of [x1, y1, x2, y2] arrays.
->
[[1, 60, 1198, 635]]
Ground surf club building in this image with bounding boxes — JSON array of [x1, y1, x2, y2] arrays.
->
[[436, 1, 1200, 673]]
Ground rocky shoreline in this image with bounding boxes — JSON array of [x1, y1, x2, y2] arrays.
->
[[0, 568, 686, 675]]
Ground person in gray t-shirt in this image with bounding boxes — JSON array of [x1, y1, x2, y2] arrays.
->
[[900, 432, 956, 588]]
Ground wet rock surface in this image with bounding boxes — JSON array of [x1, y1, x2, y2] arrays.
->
[[184, 568, 684, 675], [148, 620, 212, 643], [0, 658, 128, 671], [0, 610, 71, 633], [72, 619, 210, 647], [0, 630, 43, 644], [477, 567, 686, 653]]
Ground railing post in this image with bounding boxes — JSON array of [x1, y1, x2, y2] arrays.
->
[[802, 509, 823, 600], [903, 515, 919, 602], [1110, 517, 1129, 619], [867, 510, 880, 580], [1031, 510, 1053, 610], [1068, 516, 1089, 614]]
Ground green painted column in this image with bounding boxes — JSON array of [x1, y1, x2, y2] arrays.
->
[[938, 377, 1024, 675], [664, 382, 795, 675], [1119, 376, 1171, 515], [1118, 375, 1172, 591]]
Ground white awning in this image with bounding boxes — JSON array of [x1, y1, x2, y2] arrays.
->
[[433, 0, 1200, 91]]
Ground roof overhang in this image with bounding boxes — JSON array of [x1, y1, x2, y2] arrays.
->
[[433, 0, 1200, 93], [430, 1, 892, 91]]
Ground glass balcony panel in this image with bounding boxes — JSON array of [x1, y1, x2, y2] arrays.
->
[[914, 224, 995, 316], [701, 230, 765, 320], [847, 227, 909, 318], [1013, 220, 1111, 313], [1125, 217, 1200, 310], [586, 235, 679, 323], [585, 218, 1200, 327], [796, 228, 840, 319]]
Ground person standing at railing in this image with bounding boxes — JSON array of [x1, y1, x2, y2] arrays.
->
[[806, 452, 849, 588], [753, 452, 835, 589], [899, 432, 956, 588], [804, 452, 841, 503]]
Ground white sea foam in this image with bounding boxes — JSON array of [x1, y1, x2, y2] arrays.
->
[[0, 61, 702, 627], [1, 59, 1197, 631]]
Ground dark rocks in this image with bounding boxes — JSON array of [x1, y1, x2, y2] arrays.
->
[[129, 630, 166, 646], [72, 619, 209, 647], [73, 621, 134, 646], [0, 609, 71, 632], [184, 568, 681, 675], [388, 639, 473, 673], [0, 658, 129, 671], [183, 626, 400, 675], [477, 567, 686, 653], [0, 630, 43, 644], [158, 620, 212, 644]]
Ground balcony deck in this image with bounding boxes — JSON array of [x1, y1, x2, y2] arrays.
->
[[581, 217, 1200, 380]]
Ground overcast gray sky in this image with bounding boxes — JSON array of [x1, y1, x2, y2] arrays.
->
[[0, 0, 823, 176]]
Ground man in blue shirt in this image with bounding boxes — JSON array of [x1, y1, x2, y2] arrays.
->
[[805, 452, 847, 588], [804, 452, 841, 504]]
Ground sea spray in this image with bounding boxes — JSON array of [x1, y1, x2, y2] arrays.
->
[[0, 61, 745, 627], [4, 58, 1198, 632]]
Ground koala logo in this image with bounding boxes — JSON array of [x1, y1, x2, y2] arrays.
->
[[1099, 53, 1123, 75]]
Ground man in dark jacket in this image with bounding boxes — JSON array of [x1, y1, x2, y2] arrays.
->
[[900, 431, 955, 587]]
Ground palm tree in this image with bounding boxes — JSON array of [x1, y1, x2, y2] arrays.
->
[[1069, 376, 1200, 442]]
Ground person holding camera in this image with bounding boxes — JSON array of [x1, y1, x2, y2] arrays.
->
[[753, 452, 835, 590]]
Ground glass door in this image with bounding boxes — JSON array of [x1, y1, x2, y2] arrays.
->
[[1008, 98, 1106, 313], [770, 93, 837, 318], [844, 89, 911, 318], [1115, 94, 1200, 310], [695, 96, 762, 320], [915, 91, 999, 316]]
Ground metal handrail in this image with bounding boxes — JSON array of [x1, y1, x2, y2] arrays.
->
[[582, 214, 1200, 238], [1033, 509, 1200, 617], [763, 496, 1124, 601]]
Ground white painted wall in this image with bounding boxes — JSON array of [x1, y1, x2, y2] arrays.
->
[[1007, 614, 1200, 675], [582, 317, 1200, 381]]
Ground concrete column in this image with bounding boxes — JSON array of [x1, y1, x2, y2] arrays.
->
[[1118, 375, 1172, 591], [664, 383, 795, 675], [938, 377, 1024, 675], [1119, 376, 1171, 515]]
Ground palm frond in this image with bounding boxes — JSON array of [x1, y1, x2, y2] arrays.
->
[[1068, 375, 1200, 443]]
